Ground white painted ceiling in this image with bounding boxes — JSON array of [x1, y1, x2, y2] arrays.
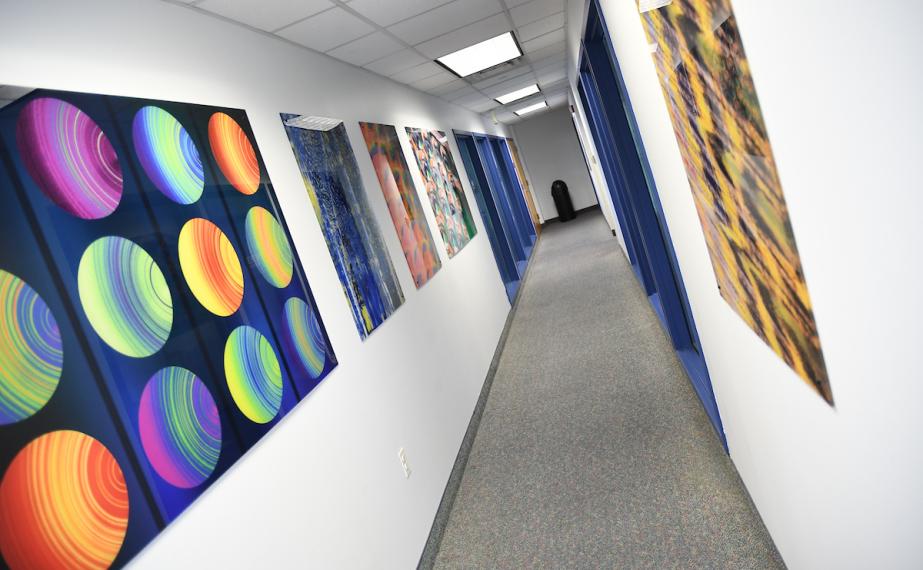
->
[[166, 0, 569, 123]]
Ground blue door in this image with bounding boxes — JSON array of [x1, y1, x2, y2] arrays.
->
[[579, 0, 726, 448], [455, 132, 522, 302]]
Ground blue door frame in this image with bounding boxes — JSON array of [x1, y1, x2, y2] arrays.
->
[[455, 131, 527, 302], [490, 138, 537, 248], [579, 0, 726, 448]]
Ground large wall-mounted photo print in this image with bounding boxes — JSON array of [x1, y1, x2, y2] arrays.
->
[[360, 122, 442, 288], [405, 128, 477, 257], [0, 87, 337, 569], [281, 116, 404, 339], [639, 0, 831, 403]]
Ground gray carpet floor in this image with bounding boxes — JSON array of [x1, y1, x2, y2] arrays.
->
[[431, 211, 785, 569]]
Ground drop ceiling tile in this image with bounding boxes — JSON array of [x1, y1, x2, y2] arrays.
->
[[454, 92, 493, 106], [529, 50, 567, 72], [536, 67, 567, 86], [428, 78, 467, 96], [326, 31, 404, 66], [414, 12, 510, 59], [524, 41, 566, 63], [466, 99, 501, 113], [445, 85, 478, 101], [411, 70, 458, 91], [362, 49, 429, 75], [493, 109, 519, 122], [516, 11, 564, 42], [472, 65, 533, 90], [391, 62, 445, 84], [484, 76, 541, 99], [386, 0, 503, 46], [510, 0, 563, 27], [547, 92, 569, 106], [346, 0, 452, 27], [197, 0, 333, 32], [520, 28, 565, 53], [277, 7, 374, 51]]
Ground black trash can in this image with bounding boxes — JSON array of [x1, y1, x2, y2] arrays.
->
[[551, 179, 576, 222]]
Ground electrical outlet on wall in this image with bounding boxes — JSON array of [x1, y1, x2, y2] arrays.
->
[[398, 448, 412, 479]]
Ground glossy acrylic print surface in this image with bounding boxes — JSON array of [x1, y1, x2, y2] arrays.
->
[[359, 122, 442, 288], [0, 87, 337, 569], [281, 117, 404, 339], [405, 128, 477, 257], [639, 0, 831, 402]]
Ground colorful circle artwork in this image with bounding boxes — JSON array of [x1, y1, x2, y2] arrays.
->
[[138, 367, 221, 489], [245, 206, 294, 288], [132, 106, 205, 205], [0, 430, 129, 569], [224, 325, 282, 424], [16, 97, 122, 219], [0, 271, 63, 425], [178, 218, 244, 317], [208, 112, 259, 195], [78, 236, 173, 358], [282, 297, 326, 379]]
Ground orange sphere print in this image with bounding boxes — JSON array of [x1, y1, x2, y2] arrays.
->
[[0, 430, 130, 569], [208, 112, 260, 195], [178, 218, 245, 317]]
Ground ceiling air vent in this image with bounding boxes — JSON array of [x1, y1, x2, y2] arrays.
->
[[466, 58, 522, 82]]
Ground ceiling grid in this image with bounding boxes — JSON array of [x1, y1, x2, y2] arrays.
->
[[166, 0, 568, 123]]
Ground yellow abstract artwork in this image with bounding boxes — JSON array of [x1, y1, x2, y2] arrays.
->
[[640, 0, 831, 403]]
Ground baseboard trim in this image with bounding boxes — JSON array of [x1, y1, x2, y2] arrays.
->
[[541, 204, 600, 227], [416, 235, 542, 570]]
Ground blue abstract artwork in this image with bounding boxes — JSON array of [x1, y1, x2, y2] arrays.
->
[[280, 116, 404, 339], [0, 87, 338, 569]]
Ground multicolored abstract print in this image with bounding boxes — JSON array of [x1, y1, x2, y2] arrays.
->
[[0, 87, 337, 568], [0, 270, 62, 424], [359, 122, 442, 288], [405, 128, 477, 257], [138, 367, 221, 488], [0, 430, 130, 570], [281, 117, 404, 339], [16, 97, 123, 219], [640, 0, 831, 402]]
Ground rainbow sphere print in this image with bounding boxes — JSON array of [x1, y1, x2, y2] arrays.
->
[[224, 325, 282, 424], [0, 271, 63, 425], [245, 206, 293, 288], [178, 218, 244, 317], [16, 97, 122, 219], [0, 430, 129, 570], [282, 297, 326, 379], [138, 367, 221, 489], [208, 112, 259, 195], [132, 106, 204, 205], [78, 236, 173, 358]]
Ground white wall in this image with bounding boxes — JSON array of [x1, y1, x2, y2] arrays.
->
[[0, 0, 513, 568], [511, 107, 598, 219], [566, 1, 923, 568]]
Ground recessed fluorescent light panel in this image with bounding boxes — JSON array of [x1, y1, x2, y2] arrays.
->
[[436, 32, 522, 77], [495, 84, 540, 105], [515, 101, 548, 116]]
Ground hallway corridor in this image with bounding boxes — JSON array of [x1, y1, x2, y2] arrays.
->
[[431, 211, 784, 568]]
